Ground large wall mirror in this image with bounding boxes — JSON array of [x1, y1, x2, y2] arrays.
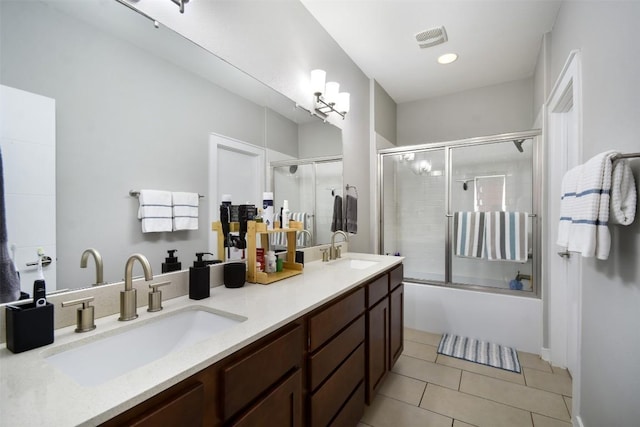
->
[[0, 0, 342, 302]]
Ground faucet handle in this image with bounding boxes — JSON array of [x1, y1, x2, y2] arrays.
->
[[335, 244, 342, 259], [61, 296, 97, 333], [148, 281, 171, 312], [320, 248, 330, 262]]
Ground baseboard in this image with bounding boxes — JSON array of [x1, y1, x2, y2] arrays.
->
[[540, 347, 551, 362], [575, 415, 585, 427]]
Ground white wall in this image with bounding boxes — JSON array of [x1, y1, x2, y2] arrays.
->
[[398, 78, 534, 145], [546, 2, 640, 425]]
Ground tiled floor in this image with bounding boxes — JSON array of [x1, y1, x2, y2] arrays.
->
[[359, 328, 573, 427]]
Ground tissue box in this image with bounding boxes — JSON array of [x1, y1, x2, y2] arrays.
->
[[5, 302, 54, 353]]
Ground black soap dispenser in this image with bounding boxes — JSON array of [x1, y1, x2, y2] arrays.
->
[[162, 249, 182, 273], [189, 252, 213, 300]]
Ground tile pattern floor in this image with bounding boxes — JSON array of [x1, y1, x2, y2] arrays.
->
[[359, 328, 573, 427]]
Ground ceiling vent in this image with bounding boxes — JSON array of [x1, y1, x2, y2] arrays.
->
[[415, 26, 448, 49]]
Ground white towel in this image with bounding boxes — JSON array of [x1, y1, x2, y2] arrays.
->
[[557, 150, 617, 260], [609, 159, 637, 225], [172, 192, 199, 231], [138, 189, 172, 233], [484, 211, 529, 262], [454, 212, 486, 258]]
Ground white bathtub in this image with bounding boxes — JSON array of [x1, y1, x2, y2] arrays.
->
[[404, 282, 542, 354]]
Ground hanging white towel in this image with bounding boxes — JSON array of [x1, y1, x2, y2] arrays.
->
[[557, 150, 617, 260], [172, 192, 199, 231], [609, 159, 637, 225], [557, 166, 580, 250], [453, 212, 486, 258], [484, 211, 529, 262], [138, 189, 173, 233]]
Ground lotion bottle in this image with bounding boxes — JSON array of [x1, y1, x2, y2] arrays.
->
[[282, 200, 291, 229]]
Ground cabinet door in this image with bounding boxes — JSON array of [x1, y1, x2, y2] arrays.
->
[[231, 369, 302, 427], [128, 382, 204, 427], [389, 283, 404, 369], [366, 297, 389, 404]]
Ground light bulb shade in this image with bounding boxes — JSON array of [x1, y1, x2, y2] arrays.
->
[[324, 81, 340, 105], [336, 92, 350, 114], [310, 69, 326, 96]]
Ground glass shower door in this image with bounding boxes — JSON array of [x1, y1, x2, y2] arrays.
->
[[449, 140, 534, 291], [382, 149, 446, 282]]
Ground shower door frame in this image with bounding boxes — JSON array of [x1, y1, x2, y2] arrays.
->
[[271, 155, 343, 246], [378, 130, 543, 298]]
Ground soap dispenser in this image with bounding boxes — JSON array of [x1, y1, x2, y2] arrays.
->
[[189, 252, 214, 300], [161, 249, 182, 273]]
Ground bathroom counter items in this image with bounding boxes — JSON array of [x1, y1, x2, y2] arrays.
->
[[0, 252, 402, 427]]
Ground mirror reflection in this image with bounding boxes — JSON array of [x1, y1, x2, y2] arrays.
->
[[0, 0, 341, 302]]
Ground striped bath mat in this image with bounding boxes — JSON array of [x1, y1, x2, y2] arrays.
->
[[437, 333, 521, 373]]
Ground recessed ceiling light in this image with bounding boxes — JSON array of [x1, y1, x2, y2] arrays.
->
[[437, 53, 458, 64]]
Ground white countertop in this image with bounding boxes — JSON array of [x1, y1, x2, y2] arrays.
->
[[0, 253, 402, 426]]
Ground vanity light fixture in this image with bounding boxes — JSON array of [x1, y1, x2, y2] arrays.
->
[[170, 0, 189, 14], [437, 53, 458, 65], [310, 69, 350, 119]]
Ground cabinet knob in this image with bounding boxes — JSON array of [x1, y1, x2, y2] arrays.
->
[[61, 296, 96, 333]]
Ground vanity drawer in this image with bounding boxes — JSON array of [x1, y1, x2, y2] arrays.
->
[[390, 264, 403, 291], [308, 314, 365, 391], [310, 343, 364, 427], [329, 381, 365, 427], [367, 274, 389, 307], [223, 324, 302, 420], [308, 288, 365, 352]]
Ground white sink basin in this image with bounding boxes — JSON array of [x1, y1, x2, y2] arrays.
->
[[329, 258, 380, 270], [45, 307, 246, 387]]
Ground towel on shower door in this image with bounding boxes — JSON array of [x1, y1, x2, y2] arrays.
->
[[345, 194, 357, 234], [172, 191, 199, 231], [484, 211, 529, 262], [453, 212, 486, 258], [137, 189, 173, 233], [331, 195, 343, 232], [609, 159, 637, 225], [557, 150, 617, 260]]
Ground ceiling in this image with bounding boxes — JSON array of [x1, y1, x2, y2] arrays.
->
[[301, 0, 562, 104]]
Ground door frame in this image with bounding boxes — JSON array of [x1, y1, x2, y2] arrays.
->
[[208, 133, 265, 256], [545, 49, 582, 423]]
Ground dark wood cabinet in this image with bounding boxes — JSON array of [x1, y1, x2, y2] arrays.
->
[[366, 296, 389, 404], [389, 283, 404, 369], [103, 262, 404, 427], [231, 369, 302, 427]]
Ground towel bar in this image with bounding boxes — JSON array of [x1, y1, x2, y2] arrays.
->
[[129, 190, 204, 198]]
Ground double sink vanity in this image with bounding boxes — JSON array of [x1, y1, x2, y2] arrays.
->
[[0, 252, 404, 426]]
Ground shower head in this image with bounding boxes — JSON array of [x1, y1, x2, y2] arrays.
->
[[289, 165, 298, 174], [513, 139, 525, 153]]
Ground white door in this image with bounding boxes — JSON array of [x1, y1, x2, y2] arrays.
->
[[547, 50, 582, 418], [208, 134, 265, 258], [0, 85, 57, 297]]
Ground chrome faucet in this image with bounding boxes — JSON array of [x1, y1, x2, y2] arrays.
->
[[330, 230, 348, 260], [119, 253, 153, 321], [80, 248, 105, 286]]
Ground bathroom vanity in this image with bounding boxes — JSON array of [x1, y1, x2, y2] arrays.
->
[[0, 253, 403, 426]]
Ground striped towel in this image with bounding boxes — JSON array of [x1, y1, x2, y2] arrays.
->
[[137, 189, 172, 233], [453, 212, 486, 258], [484, 211, 529, 262], [172, 192, 199, 231], [557, 150, 617, 260], [609, 159, 636, 225], [290, 212, 311, 246]]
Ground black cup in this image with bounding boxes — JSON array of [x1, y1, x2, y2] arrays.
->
[[224, 262, 246, 288]]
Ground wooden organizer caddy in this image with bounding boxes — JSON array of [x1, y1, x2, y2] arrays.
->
[[211, 220, 304, 284]]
